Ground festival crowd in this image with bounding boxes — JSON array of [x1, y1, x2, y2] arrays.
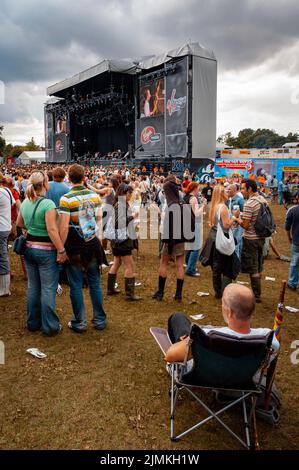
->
[[0, 163, 298, 351]]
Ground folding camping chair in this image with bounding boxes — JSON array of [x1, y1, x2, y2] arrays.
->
[[150, 324, 274, 450]]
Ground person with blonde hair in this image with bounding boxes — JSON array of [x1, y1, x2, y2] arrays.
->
[[16, 170, 67, 336], [201, 185, 240, 298]]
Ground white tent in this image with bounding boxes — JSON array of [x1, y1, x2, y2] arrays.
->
[[17, 151, 46, 165]]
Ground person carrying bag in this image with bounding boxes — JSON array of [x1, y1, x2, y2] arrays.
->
[[13, 198, 44, 255], [215, 204, 235, 256]]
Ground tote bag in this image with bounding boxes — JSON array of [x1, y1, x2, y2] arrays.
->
[[215, 205, 235, 256]]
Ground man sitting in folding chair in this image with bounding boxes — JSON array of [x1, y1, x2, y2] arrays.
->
[[150, 284, 280, 449]]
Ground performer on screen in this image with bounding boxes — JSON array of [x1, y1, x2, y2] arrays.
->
[[152, 80, 162, 115], [144, 89, 153, 117]]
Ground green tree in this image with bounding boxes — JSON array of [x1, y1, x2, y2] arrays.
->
[[24, 137, 40, 151], [11, 145, 24, 158], [218, 128, 299, 148]]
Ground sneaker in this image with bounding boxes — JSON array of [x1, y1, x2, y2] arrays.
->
[[44, 324, 63, 337], [185, 272, 200, 277], [68, 321, 87, 333]]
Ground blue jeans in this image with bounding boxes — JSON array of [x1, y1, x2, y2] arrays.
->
[[288, 244, 299, 288], [0, 231, 10, 275], [278, 192, 284, 205], [233, 225, 244, 260], [24, 248, 60, 335], [185, 250, 200, 275], [66, 258, 107, 331]]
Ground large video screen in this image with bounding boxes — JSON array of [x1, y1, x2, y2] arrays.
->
[[139, 78, 165, 118]]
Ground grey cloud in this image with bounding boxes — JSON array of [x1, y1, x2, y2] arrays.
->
[[0, 0, 299, 144], [1, 0, 299, 85]]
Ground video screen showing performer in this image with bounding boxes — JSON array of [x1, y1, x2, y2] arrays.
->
[[140, 79, 165, 118], [56, 115, 67, 134]]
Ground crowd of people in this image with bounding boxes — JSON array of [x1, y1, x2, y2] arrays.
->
[[0, 163, 298, 342]]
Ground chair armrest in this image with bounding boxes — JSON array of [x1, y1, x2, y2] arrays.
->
[[150, 327, 172, 356]]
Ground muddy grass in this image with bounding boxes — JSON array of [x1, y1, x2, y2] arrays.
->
[[0, 204, 298, 450]]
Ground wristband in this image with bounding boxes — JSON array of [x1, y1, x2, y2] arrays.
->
[[58, 249, 66, 254]]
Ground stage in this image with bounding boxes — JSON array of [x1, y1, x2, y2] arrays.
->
[[45, 43, 217, 172]]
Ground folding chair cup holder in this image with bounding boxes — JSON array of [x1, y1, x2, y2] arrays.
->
[[150, 325, 274, 450]]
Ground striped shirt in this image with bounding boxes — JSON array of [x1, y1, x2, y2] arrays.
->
[[242, 194, 267, 240], [59, 185, 102, 227]]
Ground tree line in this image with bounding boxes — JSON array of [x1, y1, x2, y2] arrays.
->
[[0, 125, 42, 160], [217, 128, 299, 149]]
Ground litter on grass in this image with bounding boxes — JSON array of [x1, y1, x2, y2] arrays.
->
[[26, 348, 47, 359], [285, 306, 299, 313], [190, 314, 205, 320], [197, 291, 209, 297]]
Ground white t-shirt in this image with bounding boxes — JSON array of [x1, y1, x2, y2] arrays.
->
[[0, 187, 15, 231], [203, 326, 280, 354], [183, 326, 280, 373]]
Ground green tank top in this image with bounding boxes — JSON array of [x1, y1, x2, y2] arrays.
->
[[21, 198, 56, 237]]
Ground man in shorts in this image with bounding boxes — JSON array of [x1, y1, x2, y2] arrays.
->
[[232, 179, 267, 302]]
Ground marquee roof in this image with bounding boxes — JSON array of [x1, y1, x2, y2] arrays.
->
[[47, 43, 216, 96]]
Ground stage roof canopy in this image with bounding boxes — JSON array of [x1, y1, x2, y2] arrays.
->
[[47, 42, 216, 96]]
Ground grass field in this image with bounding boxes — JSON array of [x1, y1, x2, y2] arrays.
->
[[0, 204, 298, 450]]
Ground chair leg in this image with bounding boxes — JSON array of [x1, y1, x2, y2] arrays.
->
[[175, 387, 251, 448], [170, 365, 175, 440], [242, 393, 251, 449], [170, 365, 180, 441]]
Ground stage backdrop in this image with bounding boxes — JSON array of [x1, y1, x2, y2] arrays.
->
[[165, 56, 188, 157], [136, 57, 188, 158], [53, 133, 68, 163]]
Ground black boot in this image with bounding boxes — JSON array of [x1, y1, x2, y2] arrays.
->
[[125, 277, 142, 301], [152, 276, 166, 301], [251, 276, 262, 303], [222, 276, 232, 294], [174, 278, 184, 302], [107, 272, 120, 295], [213, 273, 222, 299]]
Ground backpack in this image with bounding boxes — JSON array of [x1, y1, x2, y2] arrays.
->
[[254, 200, 276, 238], [74, 196, 97, 242]]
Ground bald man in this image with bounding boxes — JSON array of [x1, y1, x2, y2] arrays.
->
[[165, 284, 279, 366]]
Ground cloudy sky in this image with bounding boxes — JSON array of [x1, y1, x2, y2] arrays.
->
[[0, 0, 299, 145]]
